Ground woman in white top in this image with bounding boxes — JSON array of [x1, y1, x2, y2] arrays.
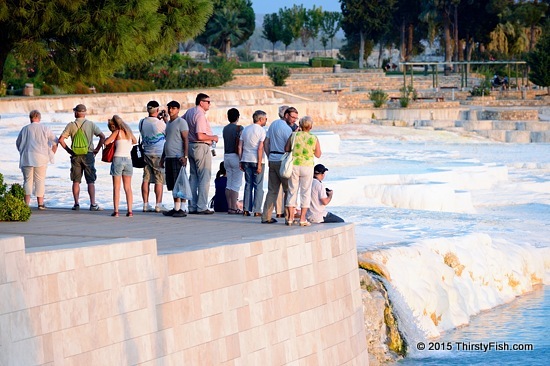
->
[[105, 115, 137, 217], [16, 110, 58, 209]]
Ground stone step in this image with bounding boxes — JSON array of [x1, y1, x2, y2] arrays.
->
[[414, 120, 458, 129], [471, 129, 550, 143], [461, 120, 550, 131]]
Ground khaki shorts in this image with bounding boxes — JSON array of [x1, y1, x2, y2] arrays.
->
[[143, 154, 164, 184]]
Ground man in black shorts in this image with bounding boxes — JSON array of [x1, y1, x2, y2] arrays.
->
[[160, 100, 189, 217]]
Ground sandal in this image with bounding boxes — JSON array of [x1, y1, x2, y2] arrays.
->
[[111, 212, 119, 217], [299, 221, 311, 227], [228, 208, 244, 215], [126, 212, 133, 217]]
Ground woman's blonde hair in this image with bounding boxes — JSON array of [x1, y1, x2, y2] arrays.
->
[[299, 116, 313, 130], [108, 115, 134, 138]]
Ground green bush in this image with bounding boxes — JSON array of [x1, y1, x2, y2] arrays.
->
[[470, 78, 491, 97], [399, 86, 417, 108], [369, 89, 389, 108], [267, 65, 291, 86], [340, 60, 359, 69], [309, 57, 337, 67], [9, 183, 25, 200], [0, 173, 31, 222]]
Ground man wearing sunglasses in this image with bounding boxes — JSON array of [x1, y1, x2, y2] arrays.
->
[[182, 93, 219, 214]]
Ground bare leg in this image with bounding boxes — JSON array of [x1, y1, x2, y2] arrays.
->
[[88, 183, 96, 206], [37, 197, 44, 206], [299, 207, 307, 223], [112, 176, 121, 212], [72, 182, 80, 205], [225, 188, 233, 210], [141, 180, 149, 204], [154, 183, 163, 205], [24, 195, 31, 205], [122, 175, 133, 213]]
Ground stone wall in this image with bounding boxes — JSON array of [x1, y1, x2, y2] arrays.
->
[[0, 224, 368, 365]]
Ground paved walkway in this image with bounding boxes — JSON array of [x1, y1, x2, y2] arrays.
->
[[1, 208, 345, 254]]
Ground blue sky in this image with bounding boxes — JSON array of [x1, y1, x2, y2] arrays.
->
[[252, 0, 341, 15]]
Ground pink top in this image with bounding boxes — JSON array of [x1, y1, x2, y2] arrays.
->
[[183, 106, 213, 144]]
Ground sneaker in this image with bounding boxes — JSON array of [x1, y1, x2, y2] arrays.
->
[[143, 204, 155, 212], [38, 205, 47, 210], [172, 209, 187, 218], [90, 204, 103, 211], [72, 204, 80, 211], [162, 209, 176, 216], [155, 204, 168, 213]]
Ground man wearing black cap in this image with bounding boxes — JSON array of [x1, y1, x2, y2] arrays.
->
[[58, 104, 105, 211], [307, 164, 344, 223], [161, 100, 189, 217]]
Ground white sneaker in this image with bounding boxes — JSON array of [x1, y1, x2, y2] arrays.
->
[[155, 204, 168, 213], [143, 204, 155, 212]]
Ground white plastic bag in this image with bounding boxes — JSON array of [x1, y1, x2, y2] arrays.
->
[[173, 167, 192, 200]]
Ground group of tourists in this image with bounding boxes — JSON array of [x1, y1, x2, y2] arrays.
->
[[15, 93, 343, 225]]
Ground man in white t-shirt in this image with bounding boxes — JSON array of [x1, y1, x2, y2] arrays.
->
[[239, 110, 267, 216], [307, 164, 344, 223], [140, 100, 166, 212]]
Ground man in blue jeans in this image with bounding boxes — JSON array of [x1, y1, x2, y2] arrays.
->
[[238, 110, 267, 216]]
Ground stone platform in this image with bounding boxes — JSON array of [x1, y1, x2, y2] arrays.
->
[[0, 208, 368, 365]]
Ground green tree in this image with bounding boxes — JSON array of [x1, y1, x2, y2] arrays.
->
[[514, 0, 548, 51], [420, 0, 460, 65], [262, 13, 284, 61], [197, 0, 255, 59], [279, 8, 297, 52], [301, 6, 323, 50], [0, 0, 213, 85], [341, 0, 397, 68], [526, 20, 550, 92], [284, 5, 307, 46], [320, 11, 343, 54]]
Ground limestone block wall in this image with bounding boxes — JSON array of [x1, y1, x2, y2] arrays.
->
[[0, 225, 368, 366]]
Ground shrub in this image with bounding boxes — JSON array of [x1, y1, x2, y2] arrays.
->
[[9, 183, 25, 200], [369, 89, 389, 108], [470, 78, 491, 97], [0, 173, 31, 222], [309, 57, 337, 67], [267, 65, 291, 86], [41, 83, 54, 95], [340, 60, 359, 69], [399, 85, 417, 108]]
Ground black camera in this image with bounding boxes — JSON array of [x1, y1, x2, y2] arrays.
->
[[158, 110, 167, 119]]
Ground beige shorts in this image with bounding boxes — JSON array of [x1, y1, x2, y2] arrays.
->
[[143, 155, 164, 184]]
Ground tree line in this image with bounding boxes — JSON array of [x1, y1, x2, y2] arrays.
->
[[1, 0, 550, 89]]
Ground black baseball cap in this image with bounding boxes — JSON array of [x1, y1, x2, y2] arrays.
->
[[167, 100, 180, 109], [314, 164, 328, 174], [146, 100, 160, 110]]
